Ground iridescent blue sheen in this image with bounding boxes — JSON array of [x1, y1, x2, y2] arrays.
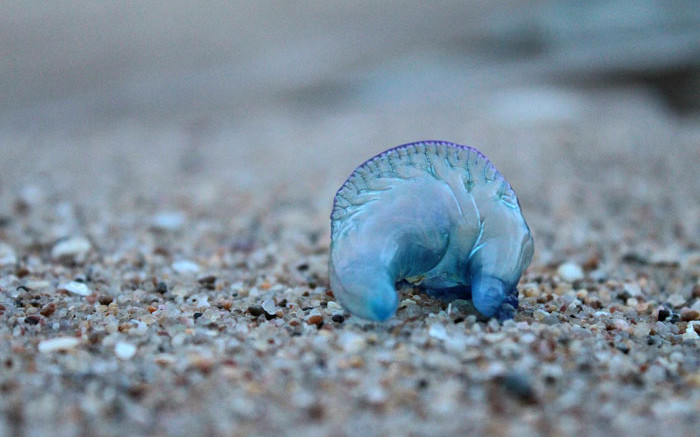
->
[[329, 141, 534, 321]]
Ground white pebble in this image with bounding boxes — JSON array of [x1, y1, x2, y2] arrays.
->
[[172, 260, 200, 274], [557, 262, 584, 282], [38, 337, 80, 353], [261, 299, 276, 315], [51, 237, 91, 262], [115, 341, 137, 360], [339, 332, 366, 353], [668, 294, 687, 308], [0, 243, 17, 266], [623, 283, 643, 297], [326, 301, 342, 311], [428, 323, 448, 341], [151, 212, 186, 231], [682, 321, 699, 341], [60, 281, 92, 296]]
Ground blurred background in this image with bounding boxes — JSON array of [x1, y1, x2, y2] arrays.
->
[[1, 0, 699, 253]]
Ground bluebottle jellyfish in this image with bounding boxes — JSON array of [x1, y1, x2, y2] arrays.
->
[[329, 141, 534, 321]]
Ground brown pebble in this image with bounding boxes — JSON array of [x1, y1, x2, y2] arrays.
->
[[39, 303, 56, 317], [147, 306, 157, 313], [693, 284, 700, 299], [307, 315, 323, 326], [98, 295, 113, 305], [0, 304, 6, 311], [86, 294, 97, 304], [88, 332, 103, 344], [582, 254, 600, 270], [16, 267, 30, 278], [198, 275, 217, 289], [681, 309, 700, 322], [219, 300, 233, 311]]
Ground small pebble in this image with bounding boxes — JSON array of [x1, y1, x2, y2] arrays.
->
[[428, 323, 448, 341], [501, 372, 537, 404], [59, 281, 92, 296], [326, 301, 342, 311], [151, 212, 186, 231], [557, 262, 584, 282], [332, 314, 345, 323], [681, 309, 700, 322], [156, 282, 168, 294], [622, 283, 643, 297], [668, 294, 687, 308], [172, 260, 201, 274], [39, 303, 55, 317], [261, 299, 276, 315], [306, 315, 323, 326], [38, 337, 80, 353], [247, 305, 264, 317], [682, 321, 700, 341], [658, 307, 671, 322], [51, 237, 91, 262], [115, 341, 137, 360], [24, 315, 41, 325]]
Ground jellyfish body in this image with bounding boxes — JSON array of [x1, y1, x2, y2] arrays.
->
[[329, 141, 534, 321]]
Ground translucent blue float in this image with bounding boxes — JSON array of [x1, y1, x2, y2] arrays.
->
[[329, 141, 534, 321]]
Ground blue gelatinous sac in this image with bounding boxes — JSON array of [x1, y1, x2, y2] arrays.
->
[[329, 141, 534, 321]]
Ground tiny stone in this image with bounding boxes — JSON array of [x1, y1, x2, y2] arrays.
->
[[156, 282, 168, 294], [193, 312, 203, 320], [326, 301, 342, 311], [682, 321, 700, 341], [39, 303, 56, 317], [332, 314, 345, 323], [38, 337, 80, 353], [98, 295, 113, 305], [622, 283, 643, 297], [657, 307, 671, 322], [501, 372, 537, 404], [172, 260, 201, 274], [681, 309, 700, 322], [24, 314, 41, 325], [692, 284, 700, 299], [668, 294, 686, 308], [306, 315, 323, 326], [428, 323, 448, 340], [51, 237, 91, 262], [247, 305, 264, 317], [151, 212, 186, 231], [339, 332, 366, 353], [115, 341, 137, 360], [261, 299, 276, 315], [59, 281, 92, 296], [198, 275, 217, 288], [557, 262, 584, 282]]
